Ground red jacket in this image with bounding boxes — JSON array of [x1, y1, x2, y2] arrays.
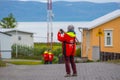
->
[[43, 52, 49, 61], [57, 31, 76, 56], [48, 53, 54, 61]]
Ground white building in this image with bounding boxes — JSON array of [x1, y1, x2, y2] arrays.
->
[[0, 32, 12, 59], [3, 29, 34, 47]]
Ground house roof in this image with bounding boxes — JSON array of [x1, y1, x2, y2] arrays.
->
[[0, 31, 12, 36], [78, 9, 120, 30], [0, 28, 34, 34]]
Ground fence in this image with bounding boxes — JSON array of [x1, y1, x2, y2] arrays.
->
[[100, 52, 120, 61]]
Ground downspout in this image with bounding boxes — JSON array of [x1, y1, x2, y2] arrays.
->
[[78, 29, 82, 57]]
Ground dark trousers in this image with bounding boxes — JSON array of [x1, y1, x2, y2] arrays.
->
[[64, 55, 77, 74], [49, 61, 52, 64], [44, 61, 48, 64]]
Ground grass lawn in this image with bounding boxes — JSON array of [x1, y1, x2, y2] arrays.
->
[[0, 60, 6, 67], [4, 59, 42, 65]]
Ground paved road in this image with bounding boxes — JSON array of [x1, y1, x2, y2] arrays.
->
[[0, 63, 120, 80]]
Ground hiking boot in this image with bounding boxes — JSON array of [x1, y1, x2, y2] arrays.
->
[[64, 74, 71, 77], [72, 74, 77, 77]]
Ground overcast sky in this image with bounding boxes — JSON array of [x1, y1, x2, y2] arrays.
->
[[18, 0, 120, 3]]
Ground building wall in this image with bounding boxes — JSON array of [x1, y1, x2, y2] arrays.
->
[[82, 30, 93, 60], [7, 31, 34, 47], [91, 17, 120, 53], [0, 33, 12, 59], [82, 17, 120, 60]]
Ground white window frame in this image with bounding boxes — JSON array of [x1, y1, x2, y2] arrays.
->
[[104, 29, 113, 47]]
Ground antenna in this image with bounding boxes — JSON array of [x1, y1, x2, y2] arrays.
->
[[47, 0, 53, 51]]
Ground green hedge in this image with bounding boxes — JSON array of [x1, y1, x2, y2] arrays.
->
[[11, 43, 81, 64], [11, 43, 62, 63]]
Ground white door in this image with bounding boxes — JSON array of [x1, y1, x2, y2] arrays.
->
[[92, 46, 100, 60]]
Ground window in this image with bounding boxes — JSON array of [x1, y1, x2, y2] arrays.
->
[[18, 36, 21, 40], [104, 30, 113, 46]]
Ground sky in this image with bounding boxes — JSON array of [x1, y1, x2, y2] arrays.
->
[[3, 0, 120, 42], [17, 0, 120, 3]]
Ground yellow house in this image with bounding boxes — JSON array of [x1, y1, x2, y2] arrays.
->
[[79, 10, 120, 60]]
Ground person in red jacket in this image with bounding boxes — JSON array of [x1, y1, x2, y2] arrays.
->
[[48, 52, 54, 64], [43, 50, 49, 64], [57, 25, 77, 77]]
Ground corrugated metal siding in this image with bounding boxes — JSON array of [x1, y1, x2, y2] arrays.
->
[[0, 33, 12, 59], [7, 31, 34, 47]]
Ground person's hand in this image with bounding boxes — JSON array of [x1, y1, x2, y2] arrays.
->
[[60, 29, 64, 33]]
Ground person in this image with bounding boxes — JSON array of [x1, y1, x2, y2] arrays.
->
[[57, 25, 77, 77], [43, 50, 49, 64], [48, 52, 54, 64]]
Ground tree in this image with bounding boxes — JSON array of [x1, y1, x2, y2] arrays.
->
[[0, 13, 17, 28]]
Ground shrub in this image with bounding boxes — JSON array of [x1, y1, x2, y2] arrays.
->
[[11, 43, 62, 64], [53, 56, 59, 64], [75, 48, 81, 57], [52, 48, 62, 57], [12, 44, 34, 57]]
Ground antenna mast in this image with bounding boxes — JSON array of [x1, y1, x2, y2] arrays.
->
[[47, 0, 53, 51]]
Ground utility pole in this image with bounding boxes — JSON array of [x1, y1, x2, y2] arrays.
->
[[78, 28, 83, 58], [47, 0, 53, 51], [0, 34, 1, 60], [16, 28, 18, 58], [97, 28, 104, 60]]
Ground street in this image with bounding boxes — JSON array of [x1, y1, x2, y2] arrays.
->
[[0, 62, 120, 80]]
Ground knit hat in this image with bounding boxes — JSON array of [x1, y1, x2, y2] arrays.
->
[[44, 51, 48, 54], [67, 25, 75, 33], [49, 52, 52, 54]]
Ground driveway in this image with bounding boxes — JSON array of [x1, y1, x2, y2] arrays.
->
[[0, 62, 120, 80]]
